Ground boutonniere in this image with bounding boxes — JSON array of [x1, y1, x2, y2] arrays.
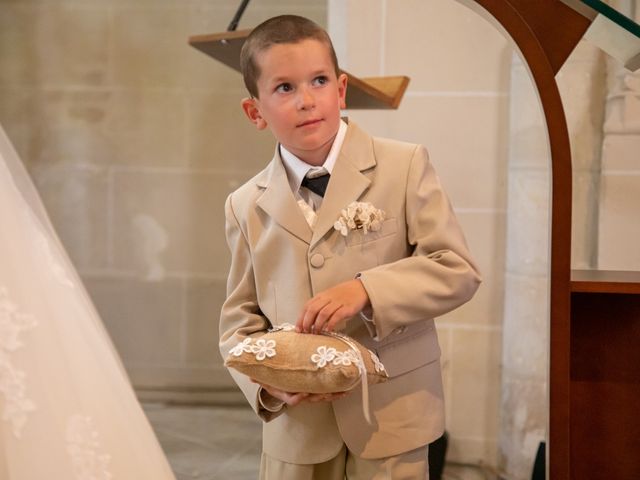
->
[[333, 201, 386, 237]]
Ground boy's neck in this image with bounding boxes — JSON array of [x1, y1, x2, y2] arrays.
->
[[296, 137, 335, 167], [286, 118, 347, 167]]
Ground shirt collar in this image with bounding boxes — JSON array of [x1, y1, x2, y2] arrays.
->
[[280, 119, 348, 194]]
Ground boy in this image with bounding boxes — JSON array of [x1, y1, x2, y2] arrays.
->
[[220, 15, 481, 479]]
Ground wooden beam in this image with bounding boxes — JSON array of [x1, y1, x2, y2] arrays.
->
[[188, 30, 410, 110]]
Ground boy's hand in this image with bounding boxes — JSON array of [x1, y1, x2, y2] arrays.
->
[[258, 382, 348, 406], [296, 279, 370, 334]]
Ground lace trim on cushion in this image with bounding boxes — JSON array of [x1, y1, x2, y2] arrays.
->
[[230, 324, 389, 424], [269, 323, 385, 424], [229, 338, 276, 361], [67, 414, 113, 480], [310, 345, 337, 368], [0, 287, 37, 438]]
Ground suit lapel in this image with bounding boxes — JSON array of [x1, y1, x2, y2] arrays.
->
[[256, 150, 313, 244], [311, 122, 376, 248]]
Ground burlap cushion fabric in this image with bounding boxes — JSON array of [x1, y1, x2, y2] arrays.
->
[[225, 325, 388, 394]]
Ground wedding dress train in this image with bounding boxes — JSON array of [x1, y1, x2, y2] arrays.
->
[[0, 126, 176, 479]]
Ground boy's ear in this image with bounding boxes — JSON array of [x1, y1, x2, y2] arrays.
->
[[337, 73, 348, 110], [241, 97, 268, 130]]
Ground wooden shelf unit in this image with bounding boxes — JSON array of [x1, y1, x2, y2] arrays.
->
[[569, 270, 640, 478], [188, 29, 410, 110]]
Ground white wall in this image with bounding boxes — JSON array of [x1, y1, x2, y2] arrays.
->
[[330, 0, 512, 470]]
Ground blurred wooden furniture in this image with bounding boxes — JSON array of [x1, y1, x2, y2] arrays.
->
[[569, 271, 640, 478], [188, 29, 410, 109], [459, 1, 640, 477]]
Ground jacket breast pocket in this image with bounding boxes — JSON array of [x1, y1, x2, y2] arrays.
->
[[345, 217, 397, 247], [375, 321, 441, 378]]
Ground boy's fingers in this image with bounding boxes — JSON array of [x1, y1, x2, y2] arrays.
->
[[305, 392, 349, 403], [324, 306, 348, 332], [299, 298, 330, 333], [286, 392, 309, 406], [295, 299, 316, 331], [314, 302, 342, 333]]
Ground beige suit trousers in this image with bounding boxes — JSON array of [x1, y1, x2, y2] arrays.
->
[[260, 444, 429, 480]]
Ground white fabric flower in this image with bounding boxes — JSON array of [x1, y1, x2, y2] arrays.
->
[[332, 350, 358, 366], [310, 346, 337, 368], [229, 338, 253, 357], [251, 339, 276, 361], [333, 219, 348, 236], [333, 202, 386, 237], [370, 351, 386, 373]]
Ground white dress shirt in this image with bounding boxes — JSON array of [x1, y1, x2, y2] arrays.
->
[[279, 119, 348, 227]]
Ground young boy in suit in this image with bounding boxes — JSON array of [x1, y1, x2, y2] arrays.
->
[[219, 15, 481, 479]]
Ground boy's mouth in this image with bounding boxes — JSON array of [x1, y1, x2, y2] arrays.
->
[[297, 118, 323, 128]]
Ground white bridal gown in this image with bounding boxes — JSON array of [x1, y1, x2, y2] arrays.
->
[[0, 126, 176, 479]]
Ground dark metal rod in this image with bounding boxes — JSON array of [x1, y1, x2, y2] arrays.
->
[[227, 0, 251, 31]]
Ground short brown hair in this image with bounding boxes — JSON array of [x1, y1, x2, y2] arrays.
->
[[240, 15, 340, 98]]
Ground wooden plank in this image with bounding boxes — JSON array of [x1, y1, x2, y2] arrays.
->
[[570, 381, 640, 479], [571, 270, 640, 293], [570, 293, 640, 477], [571, 292, 640, 383], [188, 31, 410, 109], [506, 0, 593, 73]]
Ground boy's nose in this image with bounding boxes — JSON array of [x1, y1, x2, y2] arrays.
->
[[297, 87, 315, 110]]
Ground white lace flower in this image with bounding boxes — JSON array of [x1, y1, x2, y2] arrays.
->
[[0, 287, 38, 438], [25, 212, 75, 288], [333, 201, 386, 237], [310, 346, 337, 368], [251, 339, 276, 361], [332, 349, 358, 366], [229, 338, 253, 357], [370, 351, 386, 373], [67, 415, 112, 480], [333, 219, 349, 236]]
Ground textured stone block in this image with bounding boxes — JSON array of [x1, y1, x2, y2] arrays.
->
[[440, 210, 506, 327], [112, 169, 237, 277], [85, 275, 183, 365], [385, 0, 512, 93], [380, 94, 509, 210]]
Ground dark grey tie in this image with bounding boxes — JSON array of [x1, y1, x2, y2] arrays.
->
[[301, 173, 330, 197]]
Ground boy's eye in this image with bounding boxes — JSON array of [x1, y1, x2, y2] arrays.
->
[[312, 76, 328, 86], [275, 83, 293, 93]]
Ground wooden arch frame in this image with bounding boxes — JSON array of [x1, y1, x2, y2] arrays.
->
[[457, 1, 610, 478]]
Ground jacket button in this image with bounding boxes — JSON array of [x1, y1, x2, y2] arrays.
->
[[310, 253, 325, 268]]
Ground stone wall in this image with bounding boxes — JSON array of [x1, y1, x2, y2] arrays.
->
[[0, 0, 327, 401], [1, 0, 636, 474], [598, 1, 640, 271], [330, 0, 511, 470], [500, 39, 607, 479]]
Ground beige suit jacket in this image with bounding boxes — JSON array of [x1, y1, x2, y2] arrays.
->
[[220, 121, 481, 464]]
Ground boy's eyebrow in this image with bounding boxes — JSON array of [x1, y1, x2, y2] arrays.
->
[[269, 68, 332, 84], [310, 68, 331, 77]]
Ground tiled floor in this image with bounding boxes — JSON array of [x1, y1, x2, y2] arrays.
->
[[144, 403, 498, 480], [144, 403, 262, 480]]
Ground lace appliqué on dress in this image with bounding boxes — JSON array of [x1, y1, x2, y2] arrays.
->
[[24, 209, 75, 288], [0, 287, 38, 437], [67, 414, 113, 480]]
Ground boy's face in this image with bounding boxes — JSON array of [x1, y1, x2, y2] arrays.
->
[[242, 39, 347, 166]]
